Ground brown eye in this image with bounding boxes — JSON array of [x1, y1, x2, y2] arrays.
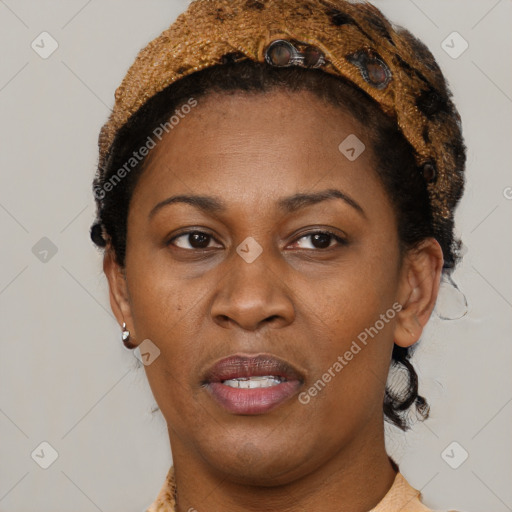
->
[[311, 233, 332, 249], [169, 231, 219, 250], [292, 231, 347, 250]]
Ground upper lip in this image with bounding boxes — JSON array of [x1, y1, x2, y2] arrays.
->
[[202, 353, 305, 384]]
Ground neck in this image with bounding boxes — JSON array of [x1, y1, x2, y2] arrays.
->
[[168, 421, 397, 512]]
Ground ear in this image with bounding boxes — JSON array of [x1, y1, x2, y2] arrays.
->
[[103, 245, 137, 344], [394, 238, 444, 348]]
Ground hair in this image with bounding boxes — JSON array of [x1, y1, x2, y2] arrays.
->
[[91, 58, 464, 430]]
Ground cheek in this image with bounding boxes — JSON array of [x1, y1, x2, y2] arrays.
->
[[126, 252, 198, 338], [296, 249, 400, 410], [124, 258, 204, 397], [130, 269, 205, 427], [301, 277, 396, 384], [303, 249, 399, 345], [296, 290, 396, 441]]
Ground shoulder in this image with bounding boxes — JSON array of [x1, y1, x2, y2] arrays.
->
[[370, 472, 462, 512]]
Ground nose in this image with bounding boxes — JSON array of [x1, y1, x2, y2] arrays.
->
[[210, 247, 295, 331]]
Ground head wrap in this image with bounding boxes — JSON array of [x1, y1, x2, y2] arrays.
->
[[96, 0, 465, 249]]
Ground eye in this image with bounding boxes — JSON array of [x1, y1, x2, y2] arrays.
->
[[290, 230, 348, 250], [168, 230, 222, 250]]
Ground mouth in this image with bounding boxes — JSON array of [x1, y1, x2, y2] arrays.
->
[[202, 353, 305, 415]]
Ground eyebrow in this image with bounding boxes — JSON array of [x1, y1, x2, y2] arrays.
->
[[148, 188, 366, 220]]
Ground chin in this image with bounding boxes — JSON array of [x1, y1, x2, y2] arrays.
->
[[200, 437, 315, 486]]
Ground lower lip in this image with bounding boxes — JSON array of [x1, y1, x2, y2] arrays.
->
[[206, 380, 301, 415]]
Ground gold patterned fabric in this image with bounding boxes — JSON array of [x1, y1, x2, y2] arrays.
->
[[96, 0, 465, 254], [145, 465, 459, 512]]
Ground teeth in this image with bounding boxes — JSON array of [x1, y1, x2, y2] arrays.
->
[[222, 375, 285, 389]]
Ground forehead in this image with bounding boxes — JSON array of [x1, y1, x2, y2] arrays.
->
[[135, 89, 379, 200]]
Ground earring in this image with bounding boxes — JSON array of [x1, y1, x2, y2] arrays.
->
[[121, 322, 136, 350]]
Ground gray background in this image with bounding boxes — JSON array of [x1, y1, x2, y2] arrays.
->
[[0, 1, 511, 511]]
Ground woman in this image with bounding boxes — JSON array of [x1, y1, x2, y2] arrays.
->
[[90, 0, 466, 510]]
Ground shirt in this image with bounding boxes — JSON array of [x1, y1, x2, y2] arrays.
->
[[146, 466, 459, 512]]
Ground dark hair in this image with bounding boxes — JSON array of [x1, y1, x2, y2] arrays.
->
[[91, 59, 463, 430]]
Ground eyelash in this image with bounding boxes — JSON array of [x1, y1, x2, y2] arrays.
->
[[167, 229, 348, 251]]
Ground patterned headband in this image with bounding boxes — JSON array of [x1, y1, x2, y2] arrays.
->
[[96, 0, 465, 248]]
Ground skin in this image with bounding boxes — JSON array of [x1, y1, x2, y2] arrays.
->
[[104, 89, 444, 512]]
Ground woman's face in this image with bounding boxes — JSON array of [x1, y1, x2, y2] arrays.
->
[[109, 90, 424, 484]]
